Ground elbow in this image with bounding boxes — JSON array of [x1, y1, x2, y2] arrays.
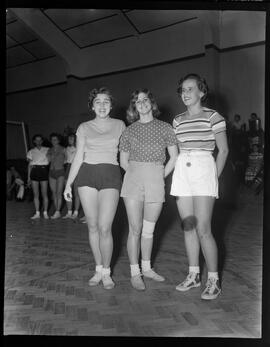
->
[[220, 147, 229, 158]]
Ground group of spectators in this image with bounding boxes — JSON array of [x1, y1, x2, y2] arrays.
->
[[228, 112, 264, 194]]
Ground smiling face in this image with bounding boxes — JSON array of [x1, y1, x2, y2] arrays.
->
[[181, 79, 204, 107], [68, 135, 75, 146], [51, 136, 60, 147], [34, 136, 43, 147], [135, 92, 152, 116], [92, 93, 111, 119]]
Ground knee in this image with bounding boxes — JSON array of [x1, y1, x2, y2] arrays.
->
[[197, 222, 212, 239], [98, 224, 111, 238], [181, 216, 197, 232], [87, 222, 98, 234], [129, 222, 142, 237], [141, 220, 155, 239]]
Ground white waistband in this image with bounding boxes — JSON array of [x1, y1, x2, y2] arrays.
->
[[179, 150, 212, 156]]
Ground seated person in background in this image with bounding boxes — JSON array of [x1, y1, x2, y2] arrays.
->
[[6, 165, 25, 201], [245, 144, 264, 186]]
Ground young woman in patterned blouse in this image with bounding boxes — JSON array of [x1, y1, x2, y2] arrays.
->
[[120, 89, 178, 291], [170, 74, 229, 300]]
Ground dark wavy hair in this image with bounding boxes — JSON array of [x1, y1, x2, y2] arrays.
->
[[177, 73, 209, 102], [67, 132, 76, 146], [50, 132, 62, 144], [87, 87, 114, 112], [126, 88, 161, 124], [32, 134, 44, 144]]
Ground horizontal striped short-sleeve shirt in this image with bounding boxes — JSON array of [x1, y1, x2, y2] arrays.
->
[[173, 107, 226, 152]]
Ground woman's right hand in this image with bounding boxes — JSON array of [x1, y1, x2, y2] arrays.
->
[[63, 185, 72, 201]]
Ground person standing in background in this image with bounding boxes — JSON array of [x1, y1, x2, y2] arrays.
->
[[27, 134, 50, 219], [47, 133, 66, 219], [62, 133, 81, 219]]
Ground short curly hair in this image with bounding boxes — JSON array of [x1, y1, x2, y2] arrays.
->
[[126, 88, 160, 124], [177, 73, 209, 102], [87, 87, 114, 111], [50, 132, 62, 143], [32, 134, 44, 144]]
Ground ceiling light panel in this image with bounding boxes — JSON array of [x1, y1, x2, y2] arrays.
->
[[65, 14, 135, 47], [6, 46, 36, 68], [45, 9, 119, 30], [6, 20, 37, 43], [126, 9, 197, 32], [23, 39, 56, 59], [6, 35, 17, 48]]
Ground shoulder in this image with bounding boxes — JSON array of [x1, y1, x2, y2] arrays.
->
[[112, 118, 126, 128], [202, 107, 223, 120], [173, 111, 187, 124], [155, 119, 173, 129]]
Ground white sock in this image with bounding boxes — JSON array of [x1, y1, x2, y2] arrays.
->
[[73, 210, 78, 216], [141, 260, 151, 272], [43, 211, 48, 215], [189, 266, 200, 274], [102, 267, 111, 276], [208, 272, 219, 280], [35, 211, 40, 215], [130, 264, 141, 277], [95, 265, 103, 273], [67, 210, 72, 216]]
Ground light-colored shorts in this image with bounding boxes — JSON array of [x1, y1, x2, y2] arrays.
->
[[170, 151, 219, 198], [121, 161, 165, 203]]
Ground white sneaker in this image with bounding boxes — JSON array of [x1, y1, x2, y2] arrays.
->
[[80, 216, 87, 223], [62, 213, 72, 219], [88, 272, 103, 286], [102, 275, 115, 290], [176, 272, 201, 292], [71, 212, 78, 219], [31, 212, 40, 220], [51, 211, 61, 219], [43, 212, 49, 220], [142, 268, 165, 282], [201, 278, 221, 300]]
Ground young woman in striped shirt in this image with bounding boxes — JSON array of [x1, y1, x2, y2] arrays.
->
[[170, 74, 229, 300]]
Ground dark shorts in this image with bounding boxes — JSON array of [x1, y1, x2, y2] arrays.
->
[[30, 165, 49, 182], [76, 163, 122, 191], [64, 163, 71, 180], [49, 168, 65, 179]]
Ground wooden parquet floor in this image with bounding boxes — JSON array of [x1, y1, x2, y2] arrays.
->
[[4, 186, 263, 337]]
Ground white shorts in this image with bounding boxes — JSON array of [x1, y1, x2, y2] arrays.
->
[[170, 151, 219, 198]]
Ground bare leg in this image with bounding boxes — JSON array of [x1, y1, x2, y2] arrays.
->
[[98, 189, 119, 268], [40, 181, 49, 211], [123, 198, 144, 265], [49, 177, 57, 211], [31, 181, 40, 212], [176, 196, 200, 267], [74, 185, 81, 211], [56, 176, 65, 211], [193, 196, 217, 272], [78, 187, 102, 265], [141, 202, 163, 261]]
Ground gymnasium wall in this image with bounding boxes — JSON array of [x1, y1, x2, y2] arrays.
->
[[6, 42, 265, 144]]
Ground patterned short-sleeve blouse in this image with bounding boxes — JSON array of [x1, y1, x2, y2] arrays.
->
[[119, 118, 177, 164]]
